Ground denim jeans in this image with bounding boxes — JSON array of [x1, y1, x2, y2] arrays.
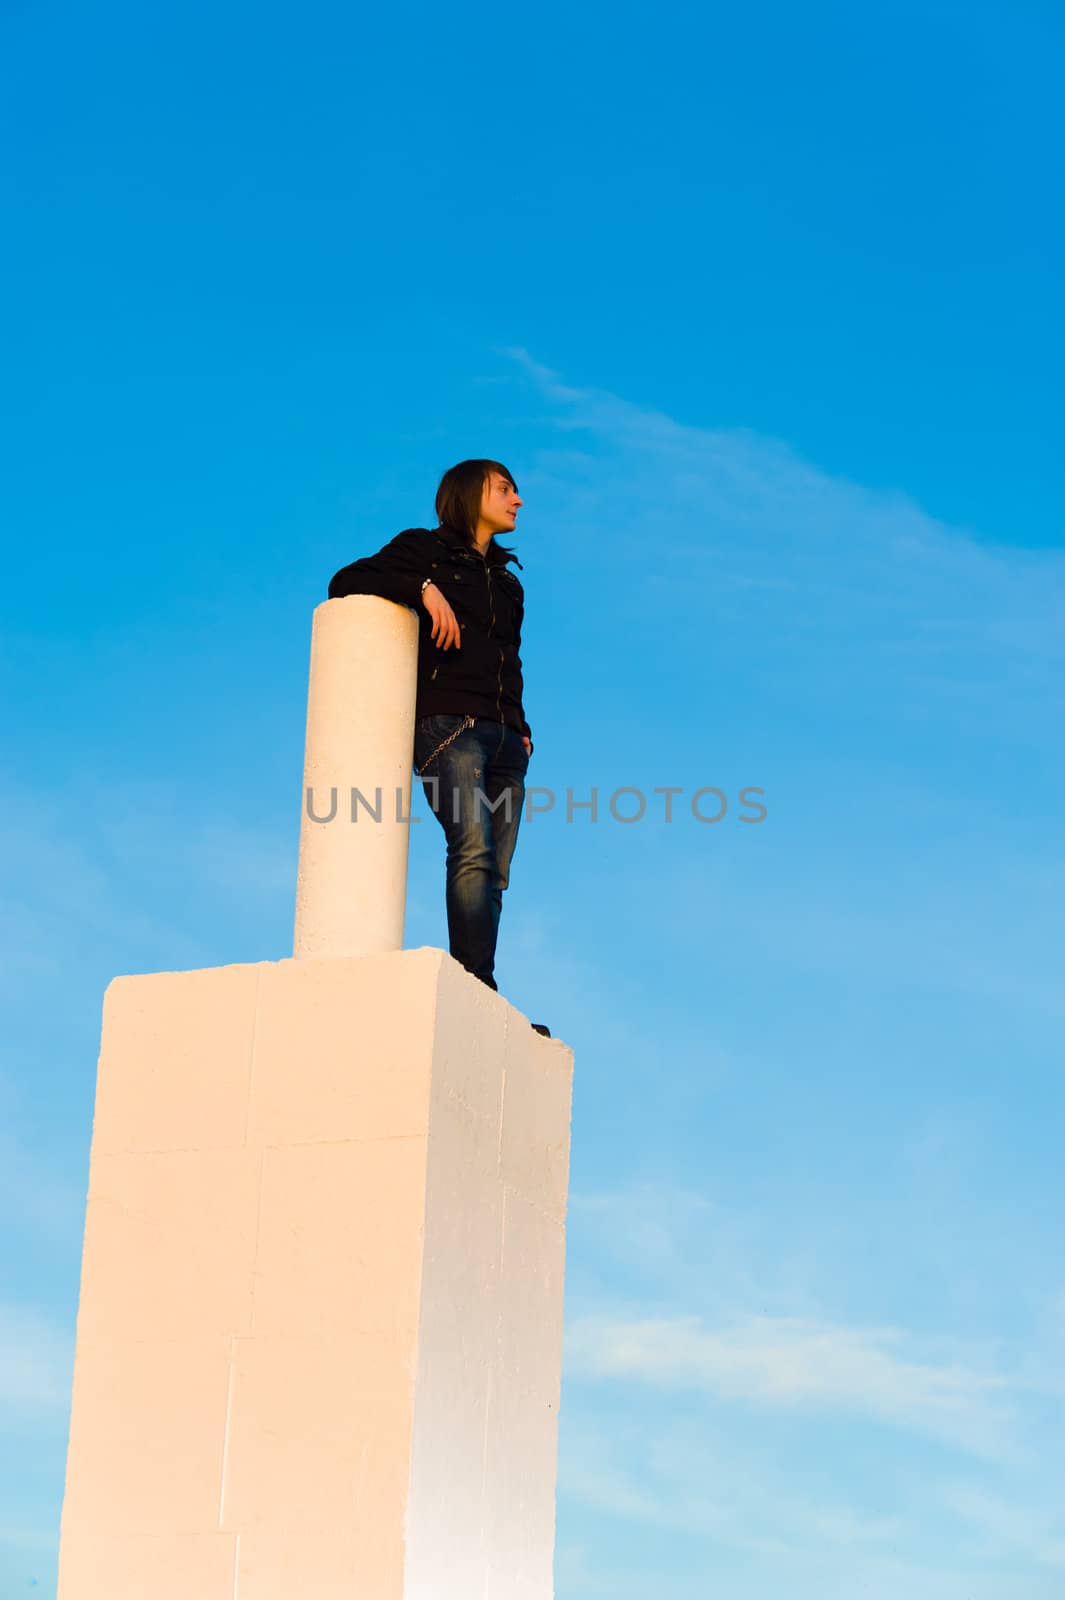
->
[[413, 715, 529, 990]]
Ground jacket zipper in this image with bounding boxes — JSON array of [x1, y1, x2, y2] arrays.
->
[[481, 553, 505, 725]]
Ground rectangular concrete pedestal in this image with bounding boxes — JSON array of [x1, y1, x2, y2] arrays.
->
[[57, 948, 573, 1600]]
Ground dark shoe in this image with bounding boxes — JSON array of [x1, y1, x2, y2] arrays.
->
[[531, 1022, 551, 1037]]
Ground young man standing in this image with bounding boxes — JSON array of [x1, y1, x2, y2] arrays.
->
[[328, 459, 547, 1030]]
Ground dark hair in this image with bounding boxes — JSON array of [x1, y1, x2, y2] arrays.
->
[[434, 459, 518, 551]]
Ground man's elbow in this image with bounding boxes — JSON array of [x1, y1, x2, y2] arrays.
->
[[327, 564, 364, 600]]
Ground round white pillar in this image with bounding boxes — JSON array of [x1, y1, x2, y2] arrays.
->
[[293, 596, 420, 959]]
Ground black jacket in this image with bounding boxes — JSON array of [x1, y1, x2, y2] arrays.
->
[[327, 525, 533, 746]]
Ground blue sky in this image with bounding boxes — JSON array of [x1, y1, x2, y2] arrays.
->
[[2, 1, 1063, 1594]]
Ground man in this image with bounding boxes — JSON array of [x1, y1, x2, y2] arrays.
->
[[328, 459, 548, 1031]]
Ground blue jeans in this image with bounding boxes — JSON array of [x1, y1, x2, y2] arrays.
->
[[413, 715, 529, 990]]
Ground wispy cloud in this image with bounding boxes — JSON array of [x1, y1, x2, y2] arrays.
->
[[553, 1410, 1065, 1600], [558, 1176, 1063, 1595], [560, 1416, 905, 1553], [504, 345, 1065, 736], [566, 1311, 1016, 1461], [939, 1481, 1065, 1568]]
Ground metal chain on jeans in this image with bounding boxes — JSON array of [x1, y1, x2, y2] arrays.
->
[[416, 714, 476, 774]]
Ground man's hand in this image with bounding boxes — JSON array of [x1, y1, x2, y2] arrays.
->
[[421, 582, 461, 649], [522, 736, 532, 758]]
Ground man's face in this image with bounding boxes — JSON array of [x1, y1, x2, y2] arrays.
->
[[479, 471, 523, 534]]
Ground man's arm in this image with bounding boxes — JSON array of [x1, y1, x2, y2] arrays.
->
[[512, 590, 534, 755], [327, 528, 432, 610], [328, 528, 462, 650]]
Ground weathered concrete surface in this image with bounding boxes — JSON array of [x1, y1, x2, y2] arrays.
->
[[58, 948, 572, 1600]]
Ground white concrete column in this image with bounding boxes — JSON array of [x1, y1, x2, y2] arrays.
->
[[293, 596, 419, 959]]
